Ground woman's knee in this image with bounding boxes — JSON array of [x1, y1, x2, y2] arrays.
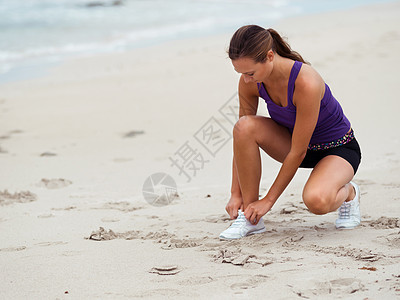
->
[[302, 187, 333, 215], [233, 115, 258, 140]]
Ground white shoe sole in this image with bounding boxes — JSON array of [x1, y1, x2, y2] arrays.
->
[[219, 227, 267, 240], [335, 224, 360, 230]]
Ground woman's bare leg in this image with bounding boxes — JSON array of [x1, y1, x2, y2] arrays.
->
[[233, 115, 292, 210], [302, 155, 355, 214]]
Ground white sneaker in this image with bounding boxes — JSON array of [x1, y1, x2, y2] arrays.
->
[[219, 209, 266, 240], [335, 181, 361, 229]]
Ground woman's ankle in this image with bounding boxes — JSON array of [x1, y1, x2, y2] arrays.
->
[[345, 183, 356, 202]]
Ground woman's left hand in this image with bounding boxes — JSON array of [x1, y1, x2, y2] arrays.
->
[[244, 198, 274, 225]]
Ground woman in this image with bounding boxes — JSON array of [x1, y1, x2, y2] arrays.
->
[[219, 25, 362, 240]]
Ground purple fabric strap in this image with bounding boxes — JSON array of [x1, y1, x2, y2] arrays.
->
[[287, 60, 302, 107]]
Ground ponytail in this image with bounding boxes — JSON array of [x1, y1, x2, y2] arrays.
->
[[267, 28, 308, 64], [228, 25, 309, 64]]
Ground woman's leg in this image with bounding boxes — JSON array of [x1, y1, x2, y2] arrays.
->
[[302, 155, 355, 214], [233, 115, 291, 210]]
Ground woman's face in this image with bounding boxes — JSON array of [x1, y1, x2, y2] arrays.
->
[[231, 52, 273, 83]]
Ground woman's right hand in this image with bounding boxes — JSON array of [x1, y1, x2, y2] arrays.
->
[[225, 194, 244, 219]]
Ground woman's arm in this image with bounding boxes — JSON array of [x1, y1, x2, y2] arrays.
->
[[237, 74, 259, 118], [244, 67, 324, 224], [225, 158, 243, 219], [230, 158, 241, 196]]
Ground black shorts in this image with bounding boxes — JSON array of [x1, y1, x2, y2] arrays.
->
[[299, 138, 362, 174]]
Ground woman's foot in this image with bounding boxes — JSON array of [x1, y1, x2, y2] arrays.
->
[[335, 181, 361, 229], [219, 209, 266, 240]]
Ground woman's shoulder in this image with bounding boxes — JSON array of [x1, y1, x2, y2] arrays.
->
[[296, 63, 325, 95], [293, 63, 325, 104]]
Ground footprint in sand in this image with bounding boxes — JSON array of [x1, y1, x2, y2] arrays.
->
[[213, 249, 273, 267], [37, 178, 72, 189], [204, 214, 231, 223], [230, 275, 269, 290], [88, 227, 141, 241], [369, 216, 400, 229], [0, 190, 37, 206], [324, 278, 364, 294], [376, 232, 400, 248], [161, 238, 199, 250], [280, 206, 298, 214], [280, 203, 309, 215], [0, 246, 27, 252], [98, 201, 143, 212], [387, 235, 400, 247], [292, 278, 364, 298]]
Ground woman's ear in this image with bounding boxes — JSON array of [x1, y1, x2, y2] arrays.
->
[[267, 50, 274, 62]]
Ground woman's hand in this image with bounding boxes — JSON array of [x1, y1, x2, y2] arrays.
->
[[225, 194, 244, 219], [244, 198, 274, 225]]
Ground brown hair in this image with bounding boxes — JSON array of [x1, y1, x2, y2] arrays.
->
[[228, 25, 308, 64]]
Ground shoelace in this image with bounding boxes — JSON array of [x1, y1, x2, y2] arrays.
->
[[230, 212, 246, 228], [338, 202, 351, 219]]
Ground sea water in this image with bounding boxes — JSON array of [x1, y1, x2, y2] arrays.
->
[[0, 0, 392, 83]]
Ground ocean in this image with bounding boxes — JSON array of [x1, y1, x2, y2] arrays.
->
[[0, 0, 392, 83]]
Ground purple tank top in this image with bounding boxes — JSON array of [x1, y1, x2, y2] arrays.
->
[[257, 61, 351, 144]]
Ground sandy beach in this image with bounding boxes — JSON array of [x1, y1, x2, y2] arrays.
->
[[1, 1, 400, 299]]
